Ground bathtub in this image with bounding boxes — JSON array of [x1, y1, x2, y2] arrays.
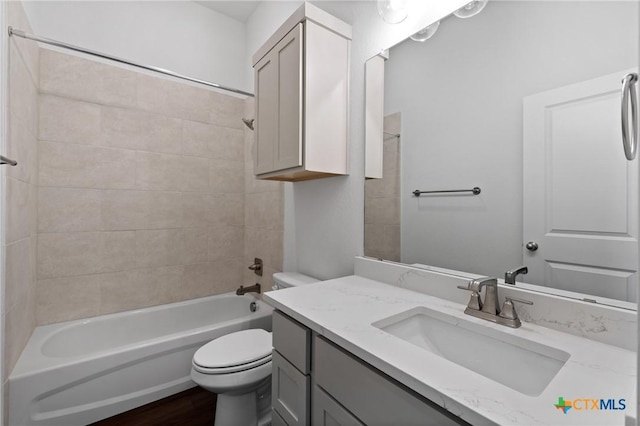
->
[[8, 293, 272, 426]]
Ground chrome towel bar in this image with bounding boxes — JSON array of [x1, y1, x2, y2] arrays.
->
[[412, 187, 481, 197], [0, 155, 17, 166]]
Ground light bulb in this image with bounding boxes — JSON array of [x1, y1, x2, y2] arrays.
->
[[410, 21, 440, 42], [454, 0, 488, 19], [377, 0, 408, 24]]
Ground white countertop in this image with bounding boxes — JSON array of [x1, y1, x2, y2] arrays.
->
[[264, 275, 636, 426]]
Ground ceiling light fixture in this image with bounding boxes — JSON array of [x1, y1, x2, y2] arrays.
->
[[453, 0, 488, 18], [377, 0, 408, 24], [410, 21, 441, 42]]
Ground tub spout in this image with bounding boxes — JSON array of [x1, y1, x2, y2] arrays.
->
[[236, 283, 261, 295]]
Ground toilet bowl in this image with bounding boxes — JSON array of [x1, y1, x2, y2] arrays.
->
[[191, 273, 319, 425]]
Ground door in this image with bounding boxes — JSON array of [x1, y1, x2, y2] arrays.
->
[[254, 23, 303, 175], [523, 69, 639, 303]]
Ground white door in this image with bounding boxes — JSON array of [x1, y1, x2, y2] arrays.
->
[[523, 69, 639, 303]]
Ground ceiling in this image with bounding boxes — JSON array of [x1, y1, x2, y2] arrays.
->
[[194, 1, 262, 23]]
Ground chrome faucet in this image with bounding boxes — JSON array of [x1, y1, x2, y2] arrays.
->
[[236, 283, 261, 295], [504, 266, 528, 285], [458, 277, 533, 328]]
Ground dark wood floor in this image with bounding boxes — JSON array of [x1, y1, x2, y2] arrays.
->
[[91, 387, 216, 426]]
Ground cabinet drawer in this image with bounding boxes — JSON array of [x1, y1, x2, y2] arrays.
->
[[314, 337, 467, 426], [272, 350, 310, 426], [313, 385, 364, 426], [273, 310, 310, 374]]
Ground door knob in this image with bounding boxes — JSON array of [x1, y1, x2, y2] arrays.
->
[[525, 241, 539, 252]]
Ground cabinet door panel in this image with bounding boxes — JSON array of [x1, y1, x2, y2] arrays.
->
[[313, 385, 364, 426], [274, 23, 303, 172], [254, 53, 277, 174], [272, 408, 289, 426], [272, 350, 310, 426], [314, 337, 467, 426]]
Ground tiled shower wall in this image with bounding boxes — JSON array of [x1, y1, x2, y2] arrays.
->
[[243, 98, 283, 290], [35, 49, 249, 324], [364, 112, 401, 262], [4, 0, 39, 388]]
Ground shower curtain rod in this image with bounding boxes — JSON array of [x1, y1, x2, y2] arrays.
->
[[8, 27, 255, 98]]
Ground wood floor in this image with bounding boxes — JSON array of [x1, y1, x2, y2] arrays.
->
[[91, 387, 216, 426]]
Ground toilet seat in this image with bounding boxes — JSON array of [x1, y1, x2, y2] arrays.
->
[[193, 329, 272, 375]]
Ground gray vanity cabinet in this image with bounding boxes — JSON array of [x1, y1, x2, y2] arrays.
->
[[272, 311, 311, 426], [271, 310, 468, 426]]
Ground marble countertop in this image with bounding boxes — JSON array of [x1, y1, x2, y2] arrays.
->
[[264, 275, 636, 426]]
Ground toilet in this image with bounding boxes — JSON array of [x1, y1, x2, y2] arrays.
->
[[190, 272, 319, 426]]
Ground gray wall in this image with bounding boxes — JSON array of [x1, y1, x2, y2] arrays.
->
[[384, 1, 638, 277]]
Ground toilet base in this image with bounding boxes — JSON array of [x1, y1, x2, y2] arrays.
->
[[214, 377, 271, 426]]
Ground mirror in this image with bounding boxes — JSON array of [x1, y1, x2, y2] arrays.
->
[[364, 1, 639, 308]]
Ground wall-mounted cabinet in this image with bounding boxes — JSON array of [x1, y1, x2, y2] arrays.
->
[[252, 3, 351, 182]]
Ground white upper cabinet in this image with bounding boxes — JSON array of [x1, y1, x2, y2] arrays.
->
[[252, 4, 352, 182]]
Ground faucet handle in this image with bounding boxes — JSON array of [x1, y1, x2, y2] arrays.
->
[[499, 296, 533, 320], [457, 285, 482, 311]]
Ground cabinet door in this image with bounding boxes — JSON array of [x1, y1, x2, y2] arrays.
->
[[254, 23, 303, 175], [313, 385, 364, 426], [272, 350, 310, 426]]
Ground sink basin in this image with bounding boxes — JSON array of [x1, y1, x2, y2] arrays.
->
[[372, 307, 570, 396]]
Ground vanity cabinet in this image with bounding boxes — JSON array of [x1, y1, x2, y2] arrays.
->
[[271, 310, 468, 426], [252, 3, 351, 182], [271, 311, 311, 425]]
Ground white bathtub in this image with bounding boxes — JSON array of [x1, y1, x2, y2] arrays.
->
[[8, 293, 272, 426]]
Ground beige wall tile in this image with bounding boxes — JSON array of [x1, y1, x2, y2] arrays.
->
[[101, 231, 136, 273], [210, 259, 243, 294], [36, 274, 101, 324], [38, 187, 101, 233], [5, 239, 33, 311], [244, 227, 283, 273], [364, 196, 400, 226], [39, 141, 136, 189], [40, 49, 136, 108], [209, 159, 244, 194], [364, 224, 400, 262], [99, 270, 156, 314], [209, 91, 244, 130], [147, 192, 182, 229], [10, 43, 38, 137], [145, 266, 185, 306], [7, 110, 38, 184], [37, 232, 103, 279], [182, 262, 216, 300], [181, 156, 210, 192], [211, 193, 244, 227], [182, 192, 212, 228], [137, 74, 209, 123], [135, 151, 182, 191], [209, 225, 243, 262], [101, 106, 182, 154], [39, 95, 101, 145], [7, 1, 39, 85], [5, 296, 36, 377], [101, 190, 147, 231], [209, 127, 244, 162], [135, 229, 184, 268], [6, 177, 32, 243], [182, 120, 212, 158], [183, 228, 209, 265], [102, 190, 182, 231], [245, 190, 283, 231]]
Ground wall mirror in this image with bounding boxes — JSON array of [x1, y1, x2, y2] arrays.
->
[[364, 0, 639, 309]]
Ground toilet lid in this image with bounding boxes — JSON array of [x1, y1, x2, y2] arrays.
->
[[193, 329, 272, 369]]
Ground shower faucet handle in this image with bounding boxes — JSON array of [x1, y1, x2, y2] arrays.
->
[[248, 258, 263, 276]]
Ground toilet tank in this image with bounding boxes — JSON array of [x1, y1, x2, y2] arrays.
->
[[272, 272, 319, 290]]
